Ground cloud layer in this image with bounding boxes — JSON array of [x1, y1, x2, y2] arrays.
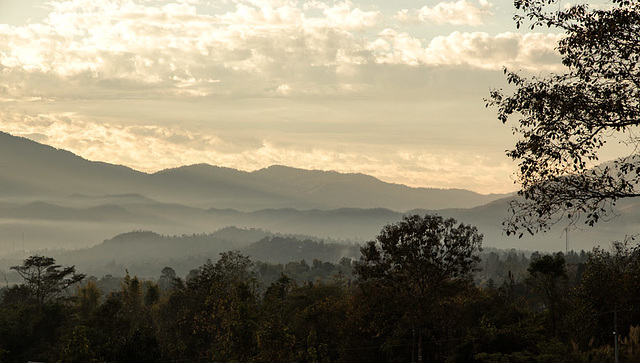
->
[[0, 0, 562, 101]]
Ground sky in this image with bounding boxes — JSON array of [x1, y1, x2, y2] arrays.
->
[[0, 0, 573, 194]]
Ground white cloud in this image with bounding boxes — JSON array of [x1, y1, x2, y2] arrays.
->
[[0, 0, 383, 101], [303, 0, 329, 10], [370, 31, 562, 71], [275, 84, 291, 95], [321, 1, 380, 31], [0, 0, 561, 104], [426, 31, 562, 70], [396, 0, 493, 26]]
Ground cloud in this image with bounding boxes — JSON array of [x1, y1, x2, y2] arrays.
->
[[371, 30, 562, 71], [0, 0, 561, 103], [396, 0, 493, 26], [275, 84, 291, 95], [321, 1, 380, 31]]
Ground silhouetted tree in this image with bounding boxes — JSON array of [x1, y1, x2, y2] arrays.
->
[[355, 214, 482, 362], [527, 253, 568, 336], [9, 255, 85, 306], [571, 241, 640, 347], [158, 266, 176, 291], [488, 0, 640, 235], [76, 280, 101, 320]]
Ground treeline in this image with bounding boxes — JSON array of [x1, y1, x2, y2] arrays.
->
[[0, 233, 585, 285], [0, 249, 636, 361], [1, 216, 639, 362]]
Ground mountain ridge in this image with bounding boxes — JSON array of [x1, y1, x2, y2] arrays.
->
[[0, 131, 508, 210]]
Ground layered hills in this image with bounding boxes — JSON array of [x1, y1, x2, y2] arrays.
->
[[0, 131, 636, 256]]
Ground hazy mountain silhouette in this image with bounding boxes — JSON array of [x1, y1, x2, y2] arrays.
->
[[0, 193, 634, 256], [0, 227, 360, 278], [3, 131, 636, 257], [7, 194, 637, 278], [0, 131, 507, 210], [0, 132, 147, 201]]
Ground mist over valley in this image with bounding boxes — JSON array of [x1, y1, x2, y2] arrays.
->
[[1, 131, 637, 273]]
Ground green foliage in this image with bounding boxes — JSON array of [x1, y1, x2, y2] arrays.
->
[[154, 251, 261, 361], [157, 266, 176, 291], [570, 241, 640, 347], [254, 315, 296, 362], [76, 280, 101, 319], [621, 325, 640, 362], [143, 281, 160, 306], [0, 299, 72, 362], [356, 214, 482, 283]]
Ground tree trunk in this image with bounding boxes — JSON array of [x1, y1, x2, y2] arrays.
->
[[412, 326, 416, 363], [418, 331, 423, 363]]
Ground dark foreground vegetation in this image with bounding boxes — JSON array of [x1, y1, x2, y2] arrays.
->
[[0, 215, 639, 362]]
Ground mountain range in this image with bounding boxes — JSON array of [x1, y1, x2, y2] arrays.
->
[[0, 131, 637, 256], [0, 131, 505, 211]]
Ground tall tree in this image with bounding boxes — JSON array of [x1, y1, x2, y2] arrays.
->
[[572, 241, 640, 347], [158, 266, 177, 291], [155, 252, 259, 361], [10, 255, 85, 306], [355, 214, 482, 362], [487, 0, 640, 236], [527, 253, 568, 337]]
